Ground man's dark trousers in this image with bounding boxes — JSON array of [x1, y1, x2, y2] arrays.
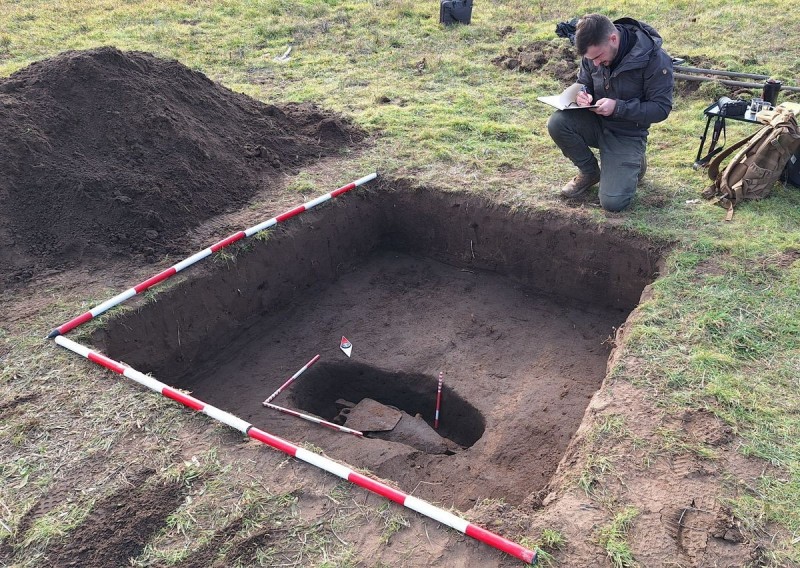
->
[[548, 109, 646, 212]]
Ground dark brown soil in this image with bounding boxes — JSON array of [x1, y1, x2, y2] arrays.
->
[[0, 47, 364, 287], [492, 40, 580, 85], [182, 250, 620, 509], [45, 469, 186, 567], [171, 514, 277, 568], [90, 187, 662, 511]]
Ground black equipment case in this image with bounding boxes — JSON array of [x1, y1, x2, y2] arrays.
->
[[440, 0, 473, 25]]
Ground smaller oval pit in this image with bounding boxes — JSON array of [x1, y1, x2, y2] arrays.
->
[[289, 361, 486, 449]]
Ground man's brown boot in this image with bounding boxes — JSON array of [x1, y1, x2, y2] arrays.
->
[[560, 170, 601, 198]]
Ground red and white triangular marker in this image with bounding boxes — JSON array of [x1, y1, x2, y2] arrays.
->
[[340, 336, 352, 357]]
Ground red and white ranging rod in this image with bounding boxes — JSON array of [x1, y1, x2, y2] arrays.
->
[[261, 354, 363, 436], [47, 173, 378, 339], [434, 371, 444, 429], [263, 402, 364, 437], [262, 354, 321, 405], [52, 335, 537, 565]]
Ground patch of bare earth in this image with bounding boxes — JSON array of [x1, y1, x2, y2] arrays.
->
[[529, 311, 785, 566], [44, 471, 186, 567], [491, 40, 579, 85]]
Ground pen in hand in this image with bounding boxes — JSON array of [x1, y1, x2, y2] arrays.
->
[[576, 84, 592, 107]]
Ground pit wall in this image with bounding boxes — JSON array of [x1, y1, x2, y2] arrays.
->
[[382, 187, 661, 313], [91, 184, 663, 378], [91, 191, 388, 380]]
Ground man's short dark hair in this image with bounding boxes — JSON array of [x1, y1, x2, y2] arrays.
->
[[575, 14, 617, 56]]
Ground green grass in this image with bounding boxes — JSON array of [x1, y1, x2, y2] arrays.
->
[[527, 527, 566, 566], [286, 172, 319, 194], [578, 454, 615, 496], [2, 0, 800, 564], [597, 507, 639, 568], [620, 245, 800, 538], [375, 502, 410, 544]]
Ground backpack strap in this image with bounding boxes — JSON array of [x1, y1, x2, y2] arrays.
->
[[705, 127, 772, 222], [724, 200, 734, 222], [706, 127, 763, 180]]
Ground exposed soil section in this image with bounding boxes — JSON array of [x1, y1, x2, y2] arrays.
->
[[0, 47, 364, 287], [294, 364, 484, 450], [534, 376, 772, 567], [91, 187, 662, 510]]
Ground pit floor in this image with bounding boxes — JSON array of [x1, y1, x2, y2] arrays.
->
[[180, 249, 625, 510]]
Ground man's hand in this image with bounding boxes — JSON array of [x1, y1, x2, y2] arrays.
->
[[576, 90, 593, 107], [591, 98, 617, 116]]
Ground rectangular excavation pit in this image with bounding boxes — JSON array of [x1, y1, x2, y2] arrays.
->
[[90, 186, 663, 510]]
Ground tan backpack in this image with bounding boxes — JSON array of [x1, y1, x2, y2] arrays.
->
[[703, 106, 800, 220]]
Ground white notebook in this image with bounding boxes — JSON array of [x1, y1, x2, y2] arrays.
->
[[537, 83, 599, 110]]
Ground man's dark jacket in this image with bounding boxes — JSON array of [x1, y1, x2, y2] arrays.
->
[[578, 17, 673, 137]]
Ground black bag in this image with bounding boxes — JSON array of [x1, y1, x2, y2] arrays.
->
[[440, 0, 473, 25], [555, 18, 579, 44], [783, 148, 800, 187], [718, 96, 748, 118]]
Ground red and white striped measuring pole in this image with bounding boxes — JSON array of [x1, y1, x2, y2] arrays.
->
[[52, 335, 537, 565], [264, 402, 364, 437], [262, 354, 321, 405], [434, 371, 443, 430], [261, 354, 362, 435], [47, 173, 378, 339]]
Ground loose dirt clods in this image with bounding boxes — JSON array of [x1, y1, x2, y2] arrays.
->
[[491, 40, 579, 85], [45, 473, 186, 567]]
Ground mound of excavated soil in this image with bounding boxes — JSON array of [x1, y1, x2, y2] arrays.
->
[[492, 40, 579, 84], [0, 47, 364, 286]]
